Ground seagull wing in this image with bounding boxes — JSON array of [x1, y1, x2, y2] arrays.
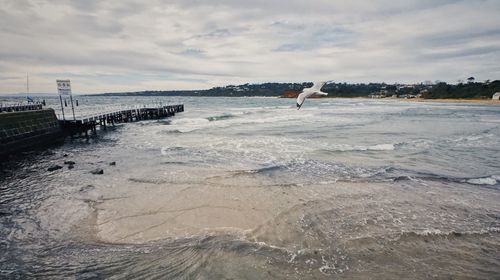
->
[[310, 81, 326, 92], [296, 81, 329, 109], [296, 89, 315, 109], [315, 90, 328, 96]]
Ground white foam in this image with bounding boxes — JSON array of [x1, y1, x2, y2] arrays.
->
[[368, 144, 395, 151], [167, 111, 315, 133], [170, 118, 209, 125], [467, 176, 498, 185], [325, 143, 395, 152], [420, 229, 443, 236]]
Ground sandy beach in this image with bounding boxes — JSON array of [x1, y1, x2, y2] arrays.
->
[[395, 97, 500, 105], [281, 96, 500, 105]]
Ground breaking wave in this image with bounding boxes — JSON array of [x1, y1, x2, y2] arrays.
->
[[206, 113, 239, 122], [466, 176, 500, 186], [323, 143, 396, 152]]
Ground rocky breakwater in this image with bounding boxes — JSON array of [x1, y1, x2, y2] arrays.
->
[[0, 108, 62, 157]]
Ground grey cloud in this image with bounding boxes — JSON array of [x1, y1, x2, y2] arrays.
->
[[0, 0, 499, 94], [419, 29, 500, 48], [273, 26, 355, 52], [64, 14, 124, 36], [179, 48, 206, 57], [0, 75, 22, 81], [421, 46, 500, 60], [197, 28, 231, 38]]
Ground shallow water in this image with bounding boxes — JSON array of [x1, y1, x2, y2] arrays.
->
[[1, 97, 500, 279]]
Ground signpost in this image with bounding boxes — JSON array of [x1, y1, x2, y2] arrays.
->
[[56, 80, 76, 120]]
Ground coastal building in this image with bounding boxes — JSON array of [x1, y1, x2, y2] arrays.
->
[[368, 93, 384, 99], [493, 92, 500, 100]]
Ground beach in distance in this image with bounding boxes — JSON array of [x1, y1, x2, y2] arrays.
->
[[1, 96, 499, 279], [278, 95, 500, 105]]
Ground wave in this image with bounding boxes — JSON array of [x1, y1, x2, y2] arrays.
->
[[397, 227, 500, 240], [466, 176, 500, 186], [323, 143, 396, 152], [206, 113, 240, 122], [389, 128, 499, 152], [158, 113, 242, 134], [160, 146, 188, 154], [230, 160, 500, 187], [128, 177, 170, 184], [229, 159, 390, 184], [169, 117, 210, 126], [384, 169, 500, 186], [164, 112, 314, 133], [393, 173, 499, 187], [157, 129, 182, 134]]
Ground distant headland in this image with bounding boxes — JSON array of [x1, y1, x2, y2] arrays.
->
[[94, 79, 500, 100]]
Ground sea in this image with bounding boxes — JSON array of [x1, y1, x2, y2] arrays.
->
[[1, 96, 500, 279]]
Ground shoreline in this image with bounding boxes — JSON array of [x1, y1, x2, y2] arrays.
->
[[390, 97, 500, 105], [280, 96, 500, 105]]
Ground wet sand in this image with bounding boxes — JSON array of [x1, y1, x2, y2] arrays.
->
[[72, 171, 500, 278], [80, 170, 500, 243]]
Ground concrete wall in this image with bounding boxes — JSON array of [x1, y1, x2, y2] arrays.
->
[[0, 109, 62, 156]]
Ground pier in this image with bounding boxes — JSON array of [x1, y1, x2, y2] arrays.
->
[[0, 104, 43, 113], [59, 104, 184, 137], [1, 102, 185, 156]]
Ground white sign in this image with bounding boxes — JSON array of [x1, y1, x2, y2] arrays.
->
[[56, 80, 72, 95]]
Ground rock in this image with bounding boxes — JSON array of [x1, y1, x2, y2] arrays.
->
[[0, 209, 11, 216], [68, 164, 75, 170], [109, 161, 116, 166], [64, 161, 75, 165], [80, 185, 95, 192], [47, 165, 63, 171], [63, 154, 68, 157], [91, 168, 104, 175]]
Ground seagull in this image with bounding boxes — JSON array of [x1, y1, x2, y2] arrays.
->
[[296, 81, 328, 110]]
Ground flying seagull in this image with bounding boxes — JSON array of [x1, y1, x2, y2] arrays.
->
[[296, 81, 328, 109]]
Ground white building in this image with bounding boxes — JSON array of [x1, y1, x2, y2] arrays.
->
[[493, 92, 500, 100]]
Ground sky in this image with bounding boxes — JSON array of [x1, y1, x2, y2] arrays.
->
[[0, 0, 499, 94]]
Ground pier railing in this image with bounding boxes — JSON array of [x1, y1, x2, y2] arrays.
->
[[0, 104, 43, 113], [59, 104, 184, 137]]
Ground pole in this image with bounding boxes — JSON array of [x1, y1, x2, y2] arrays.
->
[[26, 73, 29, 103], [59, 95, 66, 120], [70, 94, 76, 120]]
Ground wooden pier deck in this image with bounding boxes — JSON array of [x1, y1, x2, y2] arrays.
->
[[59, 104, 184, 137]]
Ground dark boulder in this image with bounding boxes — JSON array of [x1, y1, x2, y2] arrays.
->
[[0, 209, 11, 216], [80, 185, 95, 192], [47, 165, 63, 171], [64, 161, 75, 165], [109, 161, 116, 166], [68, 164, 75, 169], [91, 168, 104, 175]]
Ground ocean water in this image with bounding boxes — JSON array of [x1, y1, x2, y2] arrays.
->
[[1, 96, 500, 279]]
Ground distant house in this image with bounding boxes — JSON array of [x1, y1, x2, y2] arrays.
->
[[368, 93, 384, 99], [493, 92, 500, 100]]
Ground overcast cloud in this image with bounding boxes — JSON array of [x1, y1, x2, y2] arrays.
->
[[0, 0, 499, 94]]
